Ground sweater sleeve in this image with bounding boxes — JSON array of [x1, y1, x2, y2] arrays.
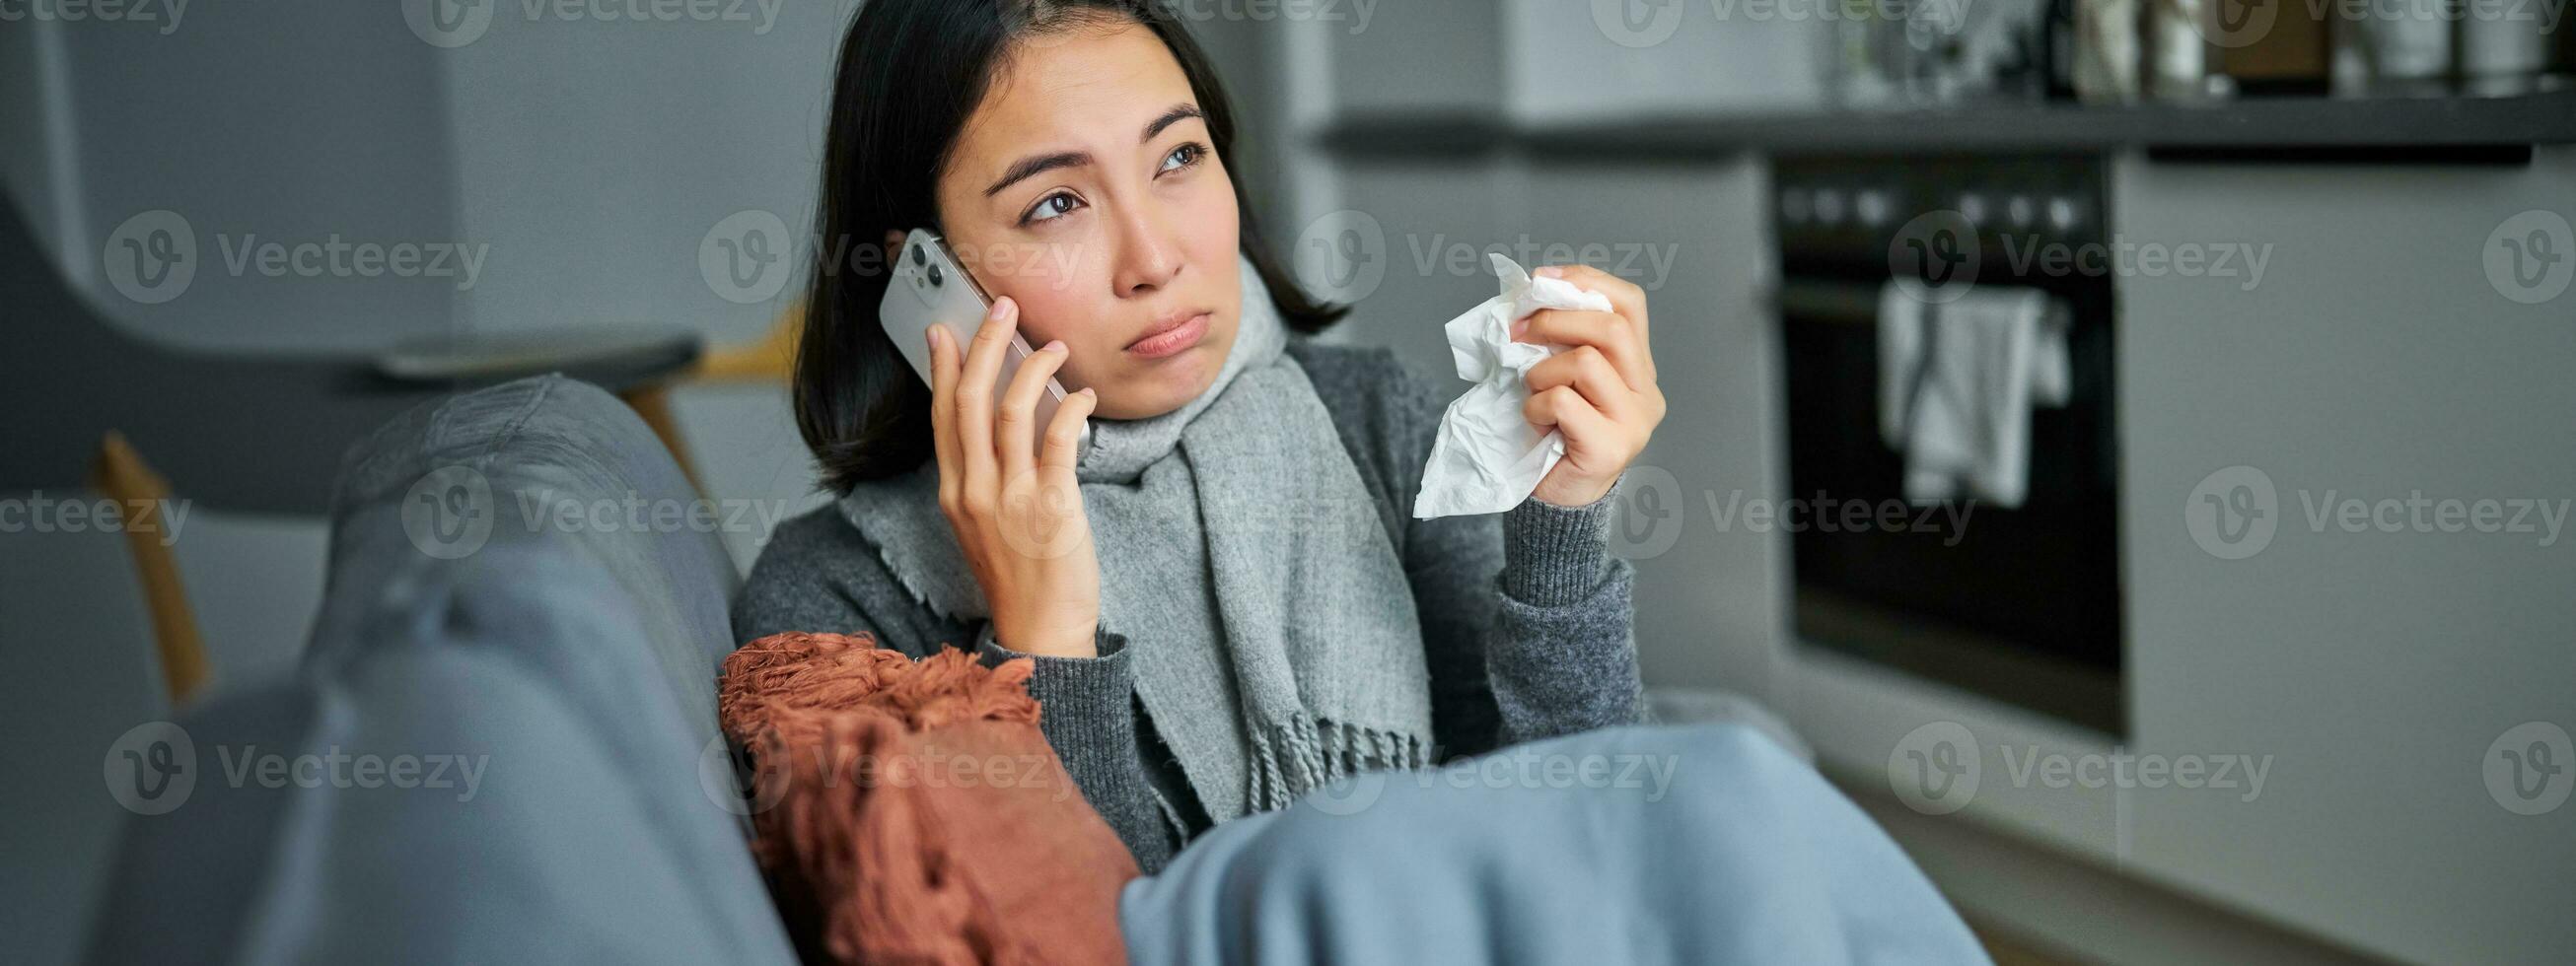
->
[[730, 512, 1181, 872], [1488, 481, 1649, 740], [1390, 364, 1647, 761], [974, 624, 1181, 872]]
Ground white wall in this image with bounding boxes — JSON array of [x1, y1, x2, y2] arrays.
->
[[39, 0, 463, 354], [2110, 147, 2576, 965]]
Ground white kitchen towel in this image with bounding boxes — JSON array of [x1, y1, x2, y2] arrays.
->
[[1877, 283, 2071, 509], [1412, 253, 1617, 519]]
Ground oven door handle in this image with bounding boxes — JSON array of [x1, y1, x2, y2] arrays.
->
[[1771, 278, 1884, 327]]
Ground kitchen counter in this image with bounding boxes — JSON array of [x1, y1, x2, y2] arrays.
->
[[1318, 89, 2576, 161]]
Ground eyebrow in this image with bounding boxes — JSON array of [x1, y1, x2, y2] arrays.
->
[[982, 103, 1206, 197]]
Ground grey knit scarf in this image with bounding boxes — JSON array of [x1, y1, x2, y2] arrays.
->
[[836, 252, 1434, 824]]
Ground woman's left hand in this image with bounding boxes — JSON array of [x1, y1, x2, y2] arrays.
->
[[1517, 264, 1667, 508]]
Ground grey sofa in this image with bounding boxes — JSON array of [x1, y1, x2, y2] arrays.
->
[[80, 373, 1839, 965], [85, 376, 797, 964]]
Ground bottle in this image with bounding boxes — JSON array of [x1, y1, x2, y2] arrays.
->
[[2458, 1, 2553, 96], [2208, 0, 2333, 94]]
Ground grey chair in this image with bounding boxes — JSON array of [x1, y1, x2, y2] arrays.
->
[[1, 194, 701, 707]]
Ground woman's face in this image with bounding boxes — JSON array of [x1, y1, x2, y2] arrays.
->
[[933, 19, 1243, 421]]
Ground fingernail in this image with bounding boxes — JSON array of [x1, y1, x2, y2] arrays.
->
[[991, 296, 1015, 317], [1079, 386, 1096, 397], [1041, 339, 1066, 353], [926, 324, 942, 347], [1536, 266, 1562, 278]]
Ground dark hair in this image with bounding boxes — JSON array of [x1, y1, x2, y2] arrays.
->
[[794, 0, 1344, 494]]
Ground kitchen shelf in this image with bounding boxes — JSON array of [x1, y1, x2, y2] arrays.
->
[[1316, 89, 2576, 161]]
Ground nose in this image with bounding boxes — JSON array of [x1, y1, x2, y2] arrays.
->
[[1109, 201, 1182, 298]]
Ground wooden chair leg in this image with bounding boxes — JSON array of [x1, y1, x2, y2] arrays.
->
[[619, 383, 706, 497], [93, 432, 212, 705]]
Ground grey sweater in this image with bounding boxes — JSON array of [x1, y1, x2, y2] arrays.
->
[[732, 340, 1646, 874]]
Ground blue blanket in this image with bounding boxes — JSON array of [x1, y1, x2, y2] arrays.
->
[[1120, 722, 1988, 965]]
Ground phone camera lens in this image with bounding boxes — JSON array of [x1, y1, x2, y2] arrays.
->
[[910, 244, 925, 267], [927, 263, 944, 286]]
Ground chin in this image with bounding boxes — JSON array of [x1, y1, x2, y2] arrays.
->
[[1104, 341, 1224, 419]]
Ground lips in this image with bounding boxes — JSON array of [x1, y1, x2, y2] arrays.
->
[[1126, 310, 1212, 359]]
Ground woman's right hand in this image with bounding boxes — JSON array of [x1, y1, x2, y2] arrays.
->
[[926, 295, 1104, 658]]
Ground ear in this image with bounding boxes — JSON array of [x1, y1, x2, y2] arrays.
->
[[884, 230, 904, 258]]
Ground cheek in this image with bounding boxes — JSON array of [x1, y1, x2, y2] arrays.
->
[[969, 232, 1095, 330], [986, 265, 1112, 358], [1182, 170, 1242, 264]]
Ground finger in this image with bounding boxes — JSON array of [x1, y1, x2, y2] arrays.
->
[[1519, 309, 1646, 390], [1000, 337, 1070, 483], [957, 297, 1019, 493], [1524, 384, 1618, 454], [926, 324, 961, 508], [1041, 385, 1096, 477], [1525, 345, 1634, 422], [1535, 263, 1648, 342]]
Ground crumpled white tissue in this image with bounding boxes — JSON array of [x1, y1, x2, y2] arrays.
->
[[1412, 252, 1615, 519]]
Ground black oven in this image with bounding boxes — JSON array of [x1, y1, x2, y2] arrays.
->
[[1772, 153, 2125, 735]]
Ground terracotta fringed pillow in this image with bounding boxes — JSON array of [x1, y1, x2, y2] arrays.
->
[[716, 631, 1140, 966]]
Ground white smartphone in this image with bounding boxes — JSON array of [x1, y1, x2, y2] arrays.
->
[[879, 229, 1092, 463]]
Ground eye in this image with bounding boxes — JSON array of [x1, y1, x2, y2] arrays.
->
[[1159, 141, 1207, 175], [1022, 191, 1082, 225]]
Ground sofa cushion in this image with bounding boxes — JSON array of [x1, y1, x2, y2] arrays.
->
[[86, 376, 794, 964], [314, 374, 741, 750]]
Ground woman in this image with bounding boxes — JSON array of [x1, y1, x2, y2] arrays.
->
[[735, 0, 1669, 874]]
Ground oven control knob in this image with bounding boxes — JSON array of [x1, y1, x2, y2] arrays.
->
[[2047, 196, 2085, 233], [1856, 189, 1893, 228], [1814, 188, 1847, 226], [1957, 193, 1988, 225], [1780, 188, 1811, 225]]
